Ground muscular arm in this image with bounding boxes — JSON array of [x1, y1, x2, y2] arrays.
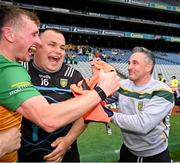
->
[[17, 90, 99, 132], [17, 70, 120, 132]]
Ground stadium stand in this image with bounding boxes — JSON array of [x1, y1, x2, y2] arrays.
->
[[1, 0, 179, 82], [68, 48, 180, 83]]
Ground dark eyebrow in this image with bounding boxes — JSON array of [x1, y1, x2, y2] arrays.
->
[[48, 41, 56, 44], [61, 44, 65, 48]]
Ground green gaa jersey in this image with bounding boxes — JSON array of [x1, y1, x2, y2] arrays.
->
[[0, 55, 40, 162]]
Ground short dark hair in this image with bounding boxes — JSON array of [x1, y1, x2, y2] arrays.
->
[[0, 6, 40, 39], [132, 46, 155, 74], [39, 28, 64, 36]]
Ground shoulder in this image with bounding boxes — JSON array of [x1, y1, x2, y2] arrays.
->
[[151, 79, 172, 92], [62, 64, 82, 78], [120, 79, 131, 87], [19, 60, 33, 72], [0, 59, 31, 90], [150, 79, 174, 102], [0, 60, 29, 79]]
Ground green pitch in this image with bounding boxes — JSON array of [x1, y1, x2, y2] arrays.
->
[[78, 115, 180, 162], [169, 115, 180, 161]]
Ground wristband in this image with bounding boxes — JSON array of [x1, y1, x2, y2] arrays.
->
[[94, 86, 107, 100]]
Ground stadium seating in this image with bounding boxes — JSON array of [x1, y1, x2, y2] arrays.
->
[[69, 49, 180, 86]]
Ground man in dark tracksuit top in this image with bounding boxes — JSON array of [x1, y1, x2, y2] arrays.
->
[[18, 29, 87, 162]]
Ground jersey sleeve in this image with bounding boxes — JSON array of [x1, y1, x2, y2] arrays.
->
[[74, 69, 84, 82], [0, 64, 40, 111]]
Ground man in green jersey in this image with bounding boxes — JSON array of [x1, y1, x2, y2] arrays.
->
[[0, 6, 120, 162]]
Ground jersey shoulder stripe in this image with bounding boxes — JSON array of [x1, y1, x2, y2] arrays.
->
[[64, 66, 75, 77], [118, 87, 174, 103], [20, 61, 29, 71]]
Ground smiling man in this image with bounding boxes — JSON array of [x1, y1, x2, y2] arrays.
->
[[106, 47, 174, 162], [33, 29, 66, 73], [0, 7, 120, 162], [18, 29, 87, 162]]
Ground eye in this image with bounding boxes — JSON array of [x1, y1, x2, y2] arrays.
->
[[48, 43, 55, 47], [133, 61, 138, 65], [33, 32, 39, 37], [32, 33, 37, 37], [61, 47, 65, 51], [60, 46, 65, 51]]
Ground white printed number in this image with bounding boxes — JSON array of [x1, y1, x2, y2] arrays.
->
[[41, 78, 49, 86]]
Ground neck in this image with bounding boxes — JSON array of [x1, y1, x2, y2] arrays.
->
[[0, 42, 16, 61], [32, 60, 48, 74], [134, 75, 151, 85]]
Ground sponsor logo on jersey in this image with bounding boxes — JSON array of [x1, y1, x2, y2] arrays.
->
[[11, 81, 31, 88], [138, 101, 143, 111], [60, 79, 68, 87], [10, 82, 32, 96], [39, 74, 51, 79]]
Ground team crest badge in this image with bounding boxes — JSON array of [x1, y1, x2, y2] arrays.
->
[[60, 79, 68, 87], [138, 101, 143, 111]]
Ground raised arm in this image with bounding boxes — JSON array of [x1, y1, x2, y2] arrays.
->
[[17, 70, 120, 132]]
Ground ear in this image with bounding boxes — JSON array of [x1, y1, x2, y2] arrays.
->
[[146, 63, 153, 73], [1, 27, 15, 43]]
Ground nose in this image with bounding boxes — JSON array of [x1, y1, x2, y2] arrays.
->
[[56, 48, 62, 54], [56, 47, 65, 55], [128, 63, 132, 70]]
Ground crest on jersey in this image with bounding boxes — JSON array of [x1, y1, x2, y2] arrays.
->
[[60, 79, 68, 87], [138, 101, 143, 111]]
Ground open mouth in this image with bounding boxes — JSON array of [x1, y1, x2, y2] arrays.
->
[[48, 56, 60, 63], [28, 46, 37, 54]]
